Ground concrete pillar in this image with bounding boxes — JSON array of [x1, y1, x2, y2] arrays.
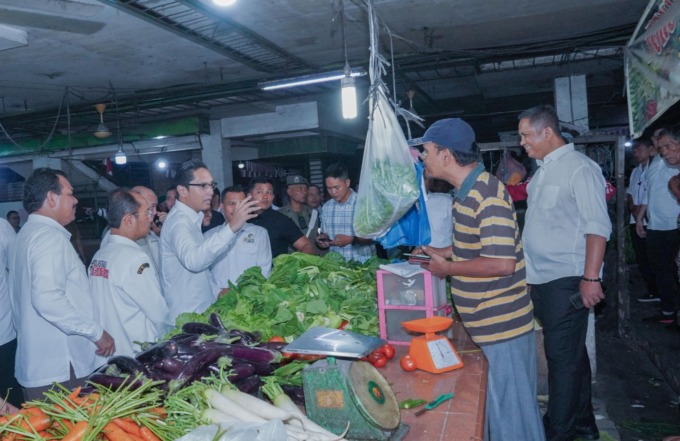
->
[[200, 120, 233, 190], [554, 75, 589, 133], [32, 157, 63, 170], [554, 74, 597, 377]]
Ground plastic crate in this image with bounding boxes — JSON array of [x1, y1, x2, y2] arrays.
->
[[377, 269, 453, 345]]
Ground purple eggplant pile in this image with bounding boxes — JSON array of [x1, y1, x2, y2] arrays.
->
[[87, 313, 287, 394]]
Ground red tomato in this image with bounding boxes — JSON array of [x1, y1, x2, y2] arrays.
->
[[369, 351, 388, 368], [399, 355, 417, 372], [268, 336, 285, 343], [379, 344, 395, 360]]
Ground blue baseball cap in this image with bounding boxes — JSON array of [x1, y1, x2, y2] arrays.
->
[[408, 118, 476, 153]]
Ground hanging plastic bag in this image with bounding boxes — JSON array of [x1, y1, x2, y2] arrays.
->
[[377, 161, 431, 248], [495, 150, 527, 185], [354, 87, 420, 238]]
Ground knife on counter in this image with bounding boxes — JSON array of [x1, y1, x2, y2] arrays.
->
[[414, 392, 454, 417]]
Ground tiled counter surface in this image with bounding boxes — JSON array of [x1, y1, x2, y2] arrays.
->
[[380, 320, 487, 441]]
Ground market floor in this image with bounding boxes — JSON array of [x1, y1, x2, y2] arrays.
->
[[593, 266, 680, 441]]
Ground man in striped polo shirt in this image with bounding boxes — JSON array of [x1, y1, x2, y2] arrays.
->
[[411, 118, 544, 441]]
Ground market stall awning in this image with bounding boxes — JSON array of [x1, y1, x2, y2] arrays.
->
[[626, 0, 680, 138]]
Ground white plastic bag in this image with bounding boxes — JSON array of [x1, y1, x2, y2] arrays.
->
[[177, 420, 288, 441], [354, 87, 419, 238]]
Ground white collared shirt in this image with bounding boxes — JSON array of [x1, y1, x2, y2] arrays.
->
[[627, 161, 648, 224], [425, 192, 453, 248], [160, 201, 237, 323], [641, 155, 680, 231], [9, 214, 103, 388], [205, 223, 272, 290], [90, 235, 171, 359], [523, 144, 612, 284], [0, 218, 16, 346]]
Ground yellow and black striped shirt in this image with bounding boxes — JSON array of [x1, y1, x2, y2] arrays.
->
[[450, 164, 534, 346]]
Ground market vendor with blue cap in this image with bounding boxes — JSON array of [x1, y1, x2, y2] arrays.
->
[[410, 118, 545, 441]]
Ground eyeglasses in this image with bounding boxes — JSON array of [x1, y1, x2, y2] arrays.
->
[[187, 182, 218, 191], [133, 209, 154, 218]]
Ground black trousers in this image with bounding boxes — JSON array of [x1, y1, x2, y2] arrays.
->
[[646, 229, 680, 314], [0, 338, 23, 407], [629, 224, 658, 297], [531, 277, 594, 441]]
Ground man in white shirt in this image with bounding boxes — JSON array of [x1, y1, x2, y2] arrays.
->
[[519, 105, 611, 441], [0, 218, 21, 407], [205, 186, 272, 292], [424, 177, 454, 248], [635, 126, 680, 324], [132, 186, 165, 275], [9, 168, 115, 401], [160, 160, 260, 323], [90, 189, 171, 358], [626, 138, 659, 303]]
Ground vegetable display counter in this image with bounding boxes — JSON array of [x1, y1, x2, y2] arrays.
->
[[381, 320, 487, 441]]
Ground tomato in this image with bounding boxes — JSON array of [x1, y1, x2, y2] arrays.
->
[[378, 343, 395, 360], [268, 336, 285, 343], [369, 351, 388, 368], [400, 355, 417, 372]]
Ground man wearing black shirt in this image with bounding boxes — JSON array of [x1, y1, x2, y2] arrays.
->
[[247, 176, 315, 258]]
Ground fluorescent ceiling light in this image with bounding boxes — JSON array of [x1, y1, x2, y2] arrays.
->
[[213, 0, 236, 6], [260, 68, 366, 91], [341, 75, 357, 119]]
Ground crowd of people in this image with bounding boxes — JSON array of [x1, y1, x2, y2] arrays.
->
[[2, 102, 678, 441]]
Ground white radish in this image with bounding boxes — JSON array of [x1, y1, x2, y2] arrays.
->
[[220, 386, 293, 421], [204, 388, 267, 423], [202, 408, 241, 425]]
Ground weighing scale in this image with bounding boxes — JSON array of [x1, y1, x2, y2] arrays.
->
[[402, 316, 464, 374], [285, 327, 409, 441]]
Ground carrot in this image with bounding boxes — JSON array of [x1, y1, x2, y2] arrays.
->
[[147, 407, 166, 418], [103, 423, 144, 441], [139, 426, 161, 441], [60, 420, 88, 441], [111, 418, 142, 437], [67, 387, 82, 402], [18, 409, 51, 432]]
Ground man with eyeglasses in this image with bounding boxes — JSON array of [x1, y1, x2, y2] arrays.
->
[[89, 189, 171, 358], [161, 159, 260, 322], [205, 186, 272, 292], [278, 175, 323, 254], [247, 176, 316, 259]]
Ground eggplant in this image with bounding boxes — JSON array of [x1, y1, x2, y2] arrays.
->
[[257, 341, 288, 352], [153, 357, 185, 374], [234, 375, 261, 394], [108, 355, 151, 377], [282, 385, 306, 406], [227, 363, 256, 382], [209, 312, 227, 331], [171, 346, 234, 388], [181, 322, 223, 336], [227, 329, 261, 345], [170, 332, 195, 341], [231, 357, 275, 376], [135, 340, 178, 364], [193, 341, 282, 364], [87, 373, 144, 391]]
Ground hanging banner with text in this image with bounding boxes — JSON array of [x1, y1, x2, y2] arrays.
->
[[626, 0, 680, 138]]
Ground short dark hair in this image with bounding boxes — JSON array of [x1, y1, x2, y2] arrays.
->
[[247, 176, 274, 194], [222, 185, 246, 201], [633, 137, 653, 149], [107, 188, 140, 229], [173, 159, 208, 189], [658, 125, 680, 143], [323, 163, 349, 180], [518, 105, 561, 135], [308, 184, 321, 192], [6, 210, 18, 219], [434, 142, 480, 166], [23, 168, 67, 214]]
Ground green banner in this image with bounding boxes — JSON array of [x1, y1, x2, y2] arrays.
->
[[626, 0, 680, 138]]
